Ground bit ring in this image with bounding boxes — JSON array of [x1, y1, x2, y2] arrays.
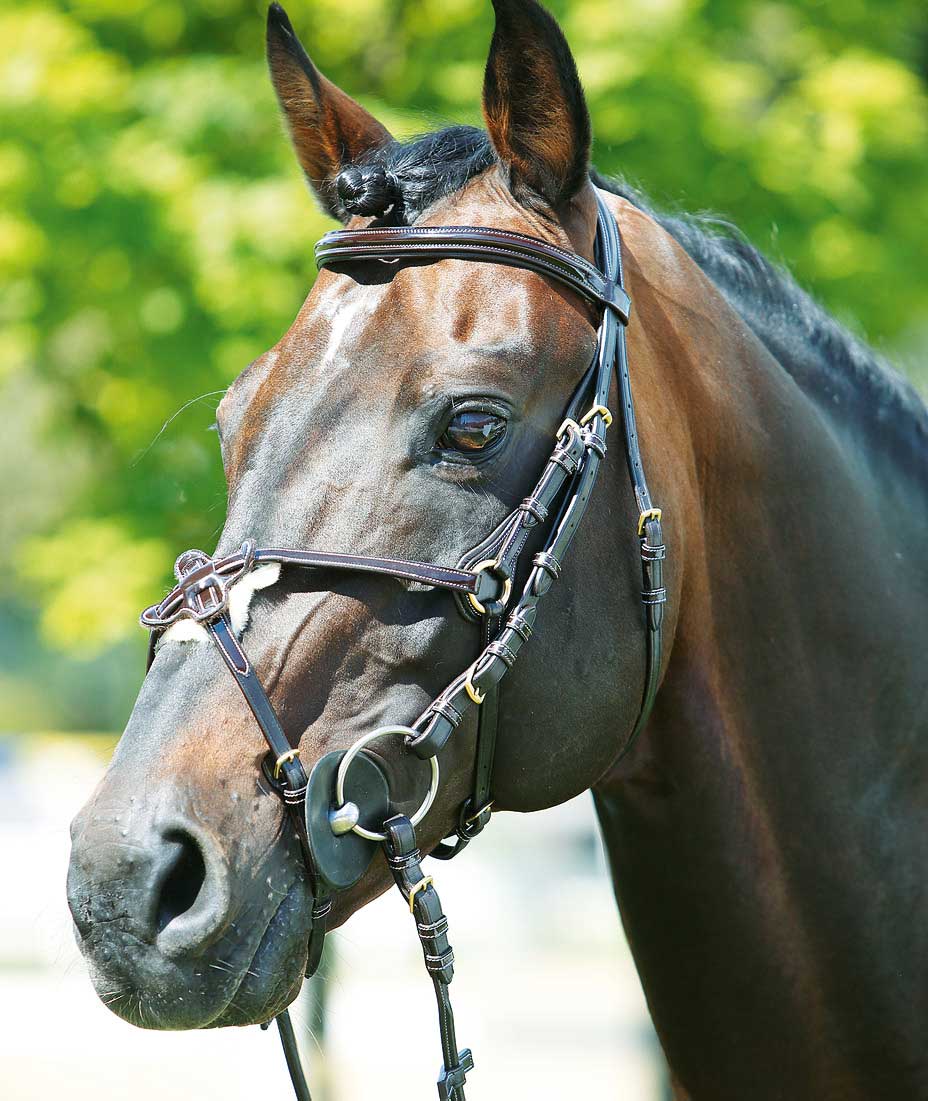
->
[[334, 725, 440, 842]]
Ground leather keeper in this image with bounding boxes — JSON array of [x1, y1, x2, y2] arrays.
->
[[485, 639, 517, 668], [407, 713, 454, 760], [582, 429, 607, 458], [428, 698, 464, 727], [518, 496, 548, 525], [532, 550, 562, 580]]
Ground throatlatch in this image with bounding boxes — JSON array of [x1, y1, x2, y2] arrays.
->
[[140, 191, 665, 1100]]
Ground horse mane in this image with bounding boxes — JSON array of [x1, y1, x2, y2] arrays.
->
[[351, 125, 928, 475]]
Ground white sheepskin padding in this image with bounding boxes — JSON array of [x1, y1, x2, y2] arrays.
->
[[157, 562, 281, 649], [159, 617, 208, 645], [227, 562, 280, 632]]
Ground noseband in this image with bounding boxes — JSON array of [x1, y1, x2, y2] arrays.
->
[[140, 191, 666, 1101]]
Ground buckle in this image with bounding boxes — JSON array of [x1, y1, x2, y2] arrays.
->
[[556, 417, 581, 442], [637, 507, 662, 536], [273, 748, 300, 780], [464, 800, 492, 828], [407, 875, 434, 913]]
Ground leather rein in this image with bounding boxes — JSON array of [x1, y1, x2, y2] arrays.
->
[[139, 191, 666, 1101]]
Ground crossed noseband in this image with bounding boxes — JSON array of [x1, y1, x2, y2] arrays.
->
[[140, 192, 666, 1101]]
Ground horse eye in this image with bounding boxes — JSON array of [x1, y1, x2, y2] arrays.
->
[[439, 411, 507, 453]]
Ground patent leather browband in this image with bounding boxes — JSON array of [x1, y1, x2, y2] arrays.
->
[[315, 223, 632, 323], [141, 191, 666, 1101]]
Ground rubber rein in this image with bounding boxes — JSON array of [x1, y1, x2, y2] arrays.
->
[[139, 191, 666, 1100]]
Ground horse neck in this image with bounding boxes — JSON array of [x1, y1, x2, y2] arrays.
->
[[592, 199, 928, 1098]]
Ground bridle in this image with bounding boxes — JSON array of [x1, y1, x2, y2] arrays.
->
[[139, 190, 666, 1101]]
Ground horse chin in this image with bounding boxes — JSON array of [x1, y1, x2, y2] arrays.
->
[[204, 881, 313, 1028], [84, 877, 313, 1032]]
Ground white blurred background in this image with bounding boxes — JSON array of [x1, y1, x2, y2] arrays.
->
[[0, 733, 668, 1100]]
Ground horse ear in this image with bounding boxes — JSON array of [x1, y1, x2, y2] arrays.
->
[[482, 0, 591, 212], [266, 3, 392, 220]]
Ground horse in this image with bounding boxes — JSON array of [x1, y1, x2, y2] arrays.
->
[[67, 1, 928, 1098]]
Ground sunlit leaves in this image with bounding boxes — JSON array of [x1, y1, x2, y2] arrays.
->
[[18, 519, 169, 653], [0, 6, 129, 114]]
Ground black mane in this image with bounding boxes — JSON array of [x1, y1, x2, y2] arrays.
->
[[354, 126, 927, 474]]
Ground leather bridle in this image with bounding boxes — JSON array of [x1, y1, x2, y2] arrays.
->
[[139, 191, 666, 1101]]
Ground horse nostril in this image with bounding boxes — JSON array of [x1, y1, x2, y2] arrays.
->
[[151, 822, 231, 958], [155, 830, 207, 935]]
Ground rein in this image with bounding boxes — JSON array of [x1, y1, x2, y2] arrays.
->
[[139, 191, 666, 1100]]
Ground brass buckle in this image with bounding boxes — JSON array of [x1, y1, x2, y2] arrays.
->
[[273, 748, 300, 780], [637, 507, 662, 536], [468, 558, 512, 616], [465, 801, 493, 826], [580, 403, 613, 428], [408, 875, 434, 913], [463, 662, 486, 705]]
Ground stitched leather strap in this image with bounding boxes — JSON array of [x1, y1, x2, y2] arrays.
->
[[141, 546, 501, 629], [255, 549, 486, 594], [208, 615, 308, 790], [410, 196, 665, 856], [316, 224, 631, 323], [383, 815, 473, 1101], [274, 1011, 313, 1101]]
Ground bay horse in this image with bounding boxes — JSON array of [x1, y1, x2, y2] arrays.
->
[[67, 1, 928, 1098]]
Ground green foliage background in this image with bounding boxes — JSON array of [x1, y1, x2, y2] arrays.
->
[[2, 0, 927, 731]]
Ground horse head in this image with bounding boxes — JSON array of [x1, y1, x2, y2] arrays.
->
[[67, 0, 674, 1035]]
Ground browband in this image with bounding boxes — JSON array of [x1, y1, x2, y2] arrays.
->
[[315, 224, 632, 323]]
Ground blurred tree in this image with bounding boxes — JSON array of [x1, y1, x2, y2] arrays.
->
[[1, 0, 926, 730]]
